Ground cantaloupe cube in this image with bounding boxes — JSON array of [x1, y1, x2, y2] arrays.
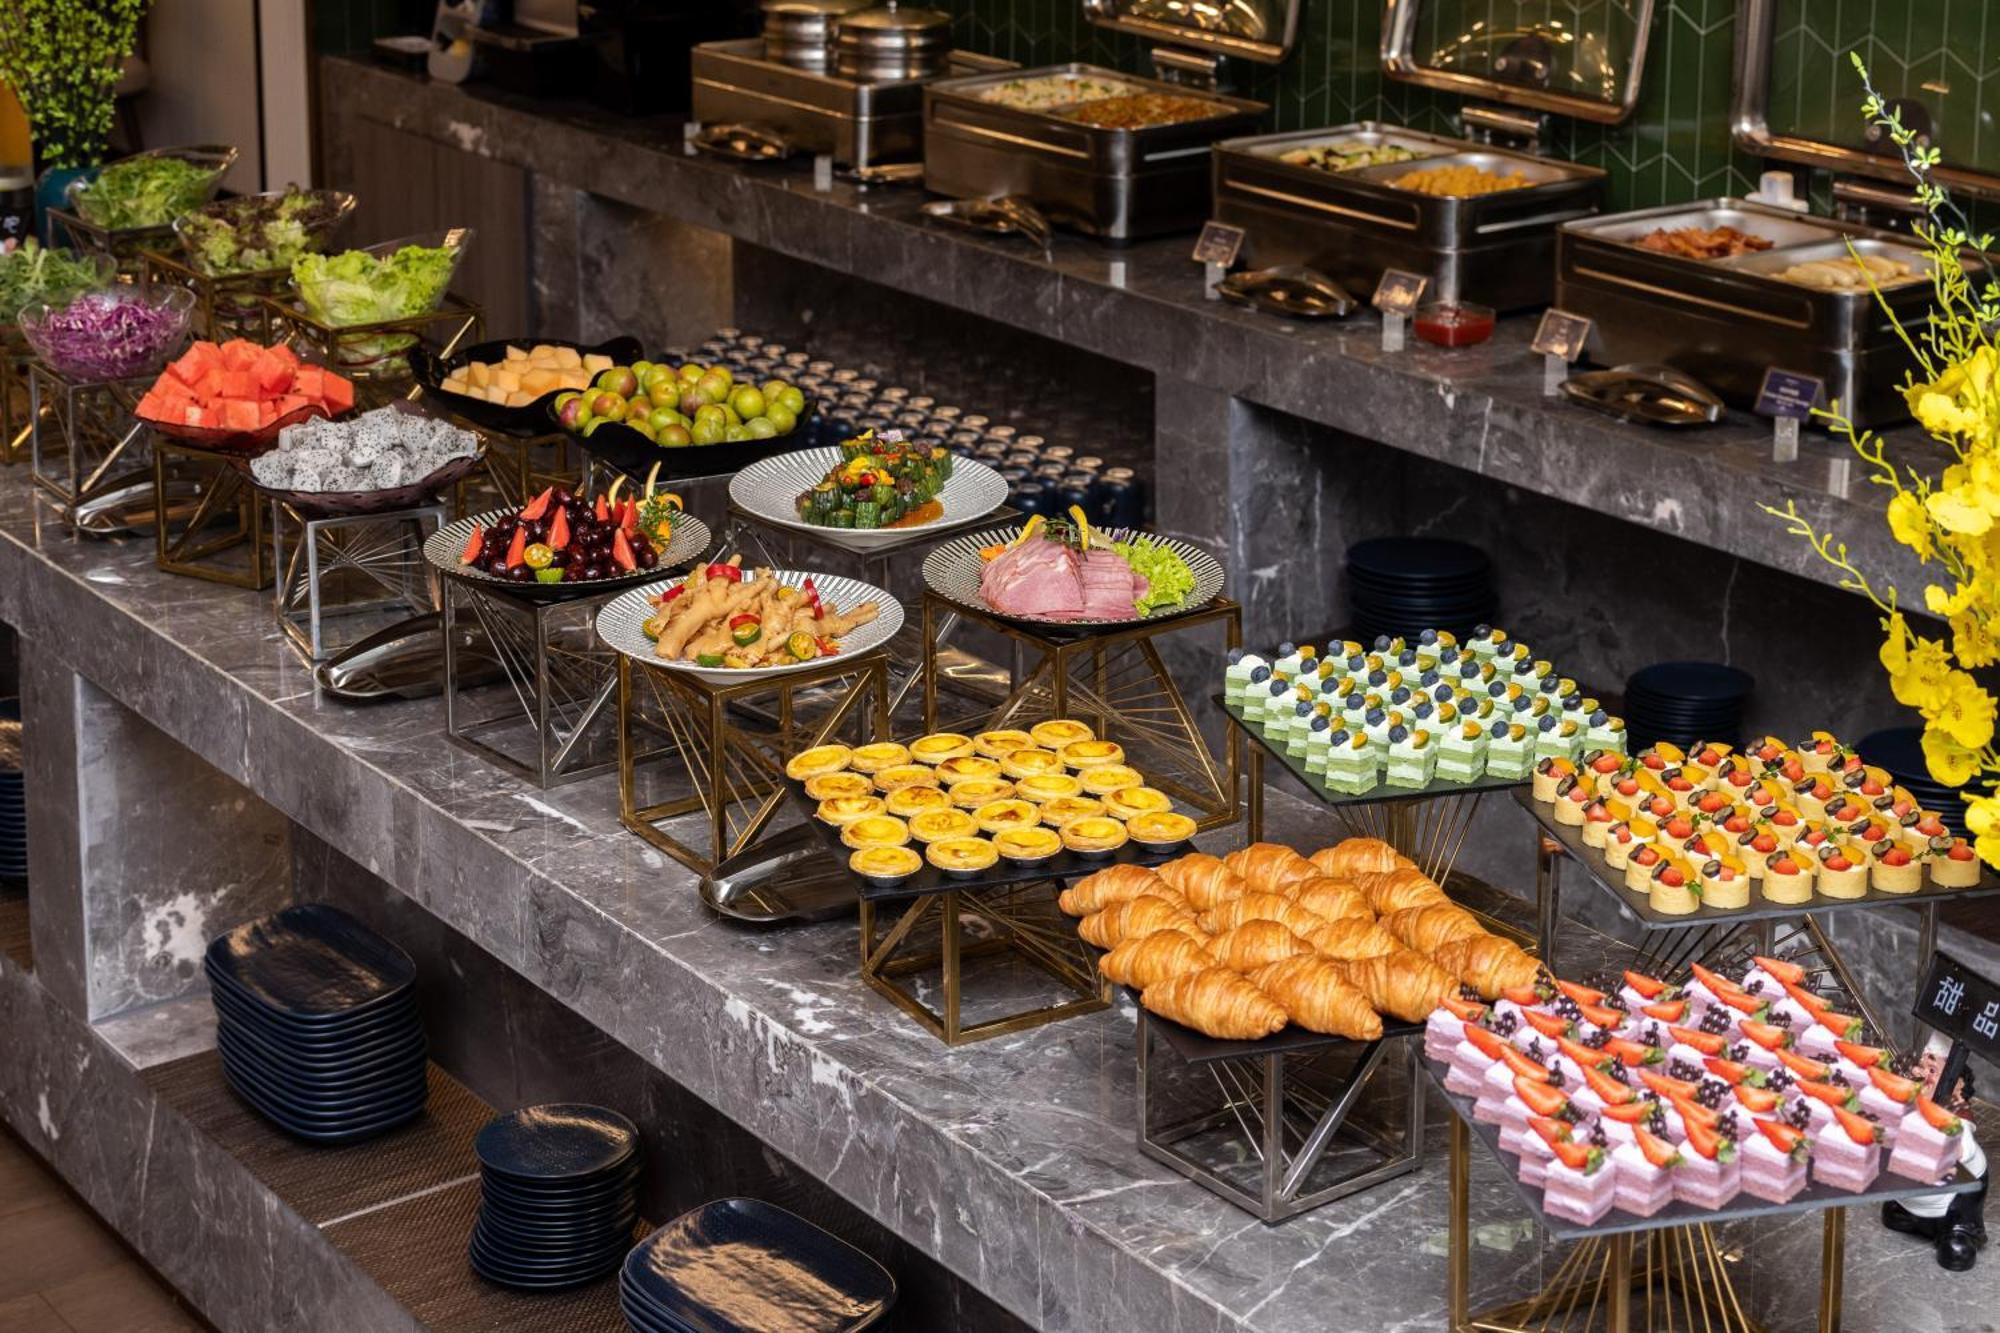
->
[[504, 345, 528, 361], [467, 362, 490, 388], [441, 375, 467, 395], [581, 353, 611, 374], [553, 347, 583, 369]]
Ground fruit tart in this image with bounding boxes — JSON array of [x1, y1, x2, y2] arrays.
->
[[840, 815, 911, 850], [817, 795, 887, 827], [849, 845, 921, 887], [909, 732, 975, 765], [1929, 837, 1981, 888], [1062, 816, 1130, 857], [993, 825, 1062, 863], [1030, 719, 1095, 749], [926, 837, 1000, 877], [786, 745, 852, 782], [804, 772, 873, 802]]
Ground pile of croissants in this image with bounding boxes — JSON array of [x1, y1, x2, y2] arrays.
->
[[1060, 837, 1541, 1042]]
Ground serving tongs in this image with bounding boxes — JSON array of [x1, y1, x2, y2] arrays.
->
[[842, 161, 927, 187], [1216, 265, 1358, 320], [1560, 363, 1726, 428], [313, 612, 501, 702], [698, 824, 857, 924], [691, 122, 795, 163], [919, 197, 1053, 252]]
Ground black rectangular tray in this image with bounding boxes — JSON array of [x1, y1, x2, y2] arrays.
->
[[1515, 788, 2000, 930], [785, 779, 1179, 903], [1142, 995, 1422, 1065], [1419, 1053, 1978, 1241], [1221, 695, 1527, 808]]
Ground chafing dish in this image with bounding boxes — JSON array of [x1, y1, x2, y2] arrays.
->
[[1211, 123, 1604, 310], [922, 63, 1265, 241], [691, 39, 1011, 168], [1555, 199, 1963, 426]]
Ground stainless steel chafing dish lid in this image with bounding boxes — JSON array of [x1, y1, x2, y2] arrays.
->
[[762, 0, 870, 62], [836, 1, 952, 79], [1561, 365, 1725, 428], [1083, 0, 1303, 63], [1382, 0, 1656, 124]]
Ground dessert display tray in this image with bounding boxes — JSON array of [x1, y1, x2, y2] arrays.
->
[[1213, 124, 1604, 311], [783, 778, 1178, 903], [1220, 696, 1527, 807], [1419, 1054, 1978, 1242], [1515, 787, 2000, 929]]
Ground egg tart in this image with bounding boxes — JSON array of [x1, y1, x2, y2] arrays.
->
[[935, 755, 1003, 785], [1039, 795, 1106, 828], [925, 836, 1000, 877], [947, 777, 1015, 808], [993, 826, 1062, 863], [1014, 772, 1084, 803], [1030, 719, 1096, 749], [1128, 811, 1197, 849], [785, 745, 852, 782], [909, 732, 975, 765], [885, 785, 954, 818], [973, 799, 1039, 834], [1079, 764, 1147, 796], [817, 795, 887, 827], [1059, 739, 1126, 771], [848, 742, 912, 775], [873, 763, 942, 793], [972, 729, 1035, 759], [840, 815, 911, 850], [909, 808, 979, 843], [849, 845, 921, 887], [1000, 747, 1065, 780], [1102, 786, 1172, 821], [804, 772, 874, 802], [1061, 816, 1130, 857]]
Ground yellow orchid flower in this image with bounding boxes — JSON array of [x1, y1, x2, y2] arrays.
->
[[1885, 492, 1933, 559], [1935, 672, 1997, 750], [1927, 487, 1995, 535], [1922, 723, 1983, 787]]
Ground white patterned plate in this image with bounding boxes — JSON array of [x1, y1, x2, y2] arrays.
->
[[595, 569, 904, 685], [728, 446, 1008, 549], [423, 508, 711, 600], [921, 525, 1224, 629]]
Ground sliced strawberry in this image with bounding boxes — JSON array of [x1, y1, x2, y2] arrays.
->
[[1576, 1000, 1626, 1029], [1755, 1117, 1807, 1155], [503, 525, 529, 570], [1752, 955, 1805, 986], [1751, 833, 1778, 854], [519, 486, 554, 522], [1817, 1009, 1865, 1040], [547, 506, 571, 552], [1636, 1125, 1683, 1169], [1833, 1105, 1877, 1146], [1640, 1070, 1699, 1100], [1642, 999, 1689, 1023], [1671, 1095, 1722, 1132], [1917, 1095, 1964, 1134], [1551, 1139, 1603, 1172], [1880, 845, 1912, 866], [1604, 1036, 1664, 1067], [1554, 978, 1606, 1006], [1499, 984, 1545, 1007], [1740, 1020, 1791, 1051], [1462, 1025, 1508, 1061], [458, 527, 485, 564], [1682, 1113, 1724, 1160], [1703, 1056, 1752, 1085], [1600, 1098, 1656, 1125], [1656, 865, 1687, 888], [1557, 1035, 1613, 1072], [1775, 1048, 1831, 1081], [1797, 1077, 1858, 1110], [1665, 815, 1695, 839], [1835, 1039, 1889, 1069], [1734, 1084, 1780, 1113], [1867, 1066, 1918, 1105], [610, 529, 637, 572], [1670, 1025, 1727, 1056], [1712, 987, 1768, 1018], [1768, 855, 1801, 875], [1528, 1114, 1572, 1147], [1583, 1064, 1637, 1105], [1689, 962, 1732, 992], [1516, 1077, 1570, 1117], [1500, 1046, 1554, 1082], [1781, 980, 1831, 1017], [1523, 1009, 1572, 1039], [1623, 969, 1671, 1000], [1441, 996, 1487, 1022], [593, 495, 610, 524]]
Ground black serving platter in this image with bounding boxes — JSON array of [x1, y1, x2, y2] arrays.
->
[[203, 903, 417, 1020], [410, 335, 643, 439], [1139, 1001, 1422, 1065], [1220, 696, 1528, 809], [1516, 787, 2000, 928], [475, 1103, 639, 1183], [623, 1198, 895, 1333], [1418, 1053, 1977, 1242], [785, 778, 1180, 903], [558, 395, 821, 485]]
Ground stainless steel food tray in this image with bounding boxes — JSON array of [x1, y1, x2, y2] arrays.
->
[[1212, 123, 1605, 310], [922, 63, 1266, 241], [1556, 199, 1964, 426], [691, 40, 1013, 168]]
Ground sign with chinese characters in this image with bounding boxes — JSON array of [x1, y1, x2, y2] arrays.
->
[[1371, 269, 1430, 317], [1191, 221, 1246, 269], [1912, 949, 2000, 1068]]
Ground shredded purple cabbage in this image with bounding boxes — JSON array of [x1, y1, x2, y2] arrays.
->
[[25, 292, 187, 381]]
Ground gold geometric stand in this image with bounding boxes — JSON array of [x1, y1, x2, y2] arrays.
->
[[618, 651, 890, 876], [466, 432, 586, 511], [920, 593, 1241, 832], [1, 333, 35, 464], [261, 293, 483, 383], [272, 501, 444, 661], [858, 880, 1110, 1045], [29, 361, 152, 509], [151, 441, 271, 589], [140, 249, 279, 343]]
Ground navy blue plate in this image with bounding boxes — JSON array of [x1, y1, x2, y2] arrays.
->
[[216, 1029, 428, 1101], [476, 1204, 638, 1248], [222, 1071, 427, 1143], [219, 1049, 427, 1122], [469, 1236, 624, 1286], [210, 999, 427, 1072], [1625, 661, 1753, 702], [480, 1169, 640, 1212], [472, 1218, 633, 1267], [475, 1104, 638, 1183], [1346, 537, 1490, 581], [624, 1199, 895, 1333], [203, 904, 416, 1021]]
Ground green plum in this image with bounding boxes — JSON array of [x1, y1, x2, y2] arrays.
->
[[626, 418, 657, 443], [693, 403, 727, 428], [746, 416, 778, 439], [647, 408, 680, 433], [677, 362, 706, 383], [730, 386, 766, 420], [690, 417, 725, 446], [718, 403, 741, 428], [630, 360, 655, 381], [595, 367, 639, 397], [760, 379, 788, 403], [659, 424, 692, 447], [776, 386, 806, 415], [696, 370, 732, 403], [582, 418, 607, 436], [589, 391, 628, 422], [724, 424, 748, 442], [763, 403, 796, 435]]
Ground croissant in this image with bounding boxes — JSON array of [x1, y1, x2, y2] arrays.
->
[[1059, 863, 1171, 916], [1155, 852, 1249, 911], [1098, 928, 1217, 989], [1198, 891, 1328, 938], [1430, 934, 1542, 1000], [1250, 956, 1383, 1040], [1356, 867, 1450, 915], [1208, 919, 1316, 972], [1289, 877, 1372, 923], [1078, 895, 1199, 950], [1382, 903, 1487, 955], [1309, 837, 1407, 879], [1306, 915, 1404, 961], [1222, 842, 1323, 896], [1142, 967, 1287, 1040], [1333, 950, 1461, 1023]]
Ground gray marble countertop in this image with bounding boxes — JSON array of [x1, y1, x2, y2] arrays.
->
[[0, 456, 1979, 1332], [320, 54, 1935, 603]]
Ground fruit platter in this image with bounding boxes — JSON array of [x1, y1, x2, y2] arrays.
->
[[922, 513, 1222, 629], [409, 336, 643, 438], [549, 354, 818, 484], [238, 404, 485, 517], [136, 338, 356, 454], [727, 433, 1008, 549], [595, 562, 901, 685], [424, 479, 711, 601]]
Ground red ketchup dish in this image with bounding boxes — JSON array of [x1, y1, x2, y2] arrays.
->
[[1413, 301, 1496, 349]]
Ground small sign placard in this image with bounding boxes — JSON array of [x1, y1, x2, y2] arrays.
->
[[1756, 368, 1825, 420], [1913, 949, 2000, 1069], [1532, 309, 1593, 362], [1372, 269, 1430, 316], [1191, 221, 1246, 268]]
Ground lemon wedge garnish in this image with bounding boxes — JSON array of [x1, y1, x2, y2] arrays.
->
[[1069, 505, 1092, 551], [644, 460, 661, 499], [1010, 514, 1045, 549]]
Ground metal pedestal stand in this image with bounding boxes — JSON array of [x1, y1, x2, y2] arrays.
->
[[151, 440, 271, 588], [273, 501, 445, 661], [261, 294, 484, 384], [1, 332, 34, 465], [28, 362, 152, 510], [469, 432, 587, 511], [140, 250, 279, 343]]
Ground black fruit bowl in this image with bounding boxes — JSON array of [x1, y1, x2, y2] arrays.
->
[[559, 398, 821, 486], [410, 336, 644, 439]]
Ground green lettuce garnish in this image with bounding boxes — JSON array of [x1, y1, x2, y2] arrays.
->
[[75, 156, 219, 230], [1112, 534, 1195, 615]]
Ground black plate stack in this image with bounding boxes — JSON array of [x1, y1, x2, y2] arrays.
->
[[203, 904, 427, 1144], [1860, 726, 1971, 838], [471, 1104, 640, 1291], [621, 1198, 897, 1332], [1345, 538, 1496, 642], [0, 699, 23, 882], [1623, 661, 1755, 749]]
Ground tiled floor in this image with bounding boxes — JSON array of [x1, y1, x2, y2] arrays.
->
[[0, 1126, 208, 1332]]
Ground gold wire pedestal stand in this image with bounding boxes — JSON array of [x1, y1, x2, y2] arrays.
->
[[148, 438, 271, 588], [28, 361, 153, 510], [272, 500, 446, 661], [1, 331, 35, 465], [261, 294, 484, 384], [139, 249, 281, 343]]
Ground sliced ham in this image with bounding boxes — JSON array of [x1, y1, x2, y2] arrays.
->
[[1078, 548, 1140, 619], [981, 538, 1085, 618]]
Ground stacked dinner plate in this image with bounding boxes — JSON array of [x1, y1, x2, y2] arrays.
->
[[1345, 538, 1497, 642], [471, 1104, 640, 1291], [1861, 726, 1972, 838], [204, 904, 427, 1144], [621, 1198, 897, 1332], [0, 699, 23, 881], [1622, 661, 1755, 749]]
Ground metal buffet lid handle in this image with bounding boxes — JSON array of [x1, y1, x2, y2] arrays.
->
[[1380, 0, 1655, 125], [1082, 0, 1304, 69]]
